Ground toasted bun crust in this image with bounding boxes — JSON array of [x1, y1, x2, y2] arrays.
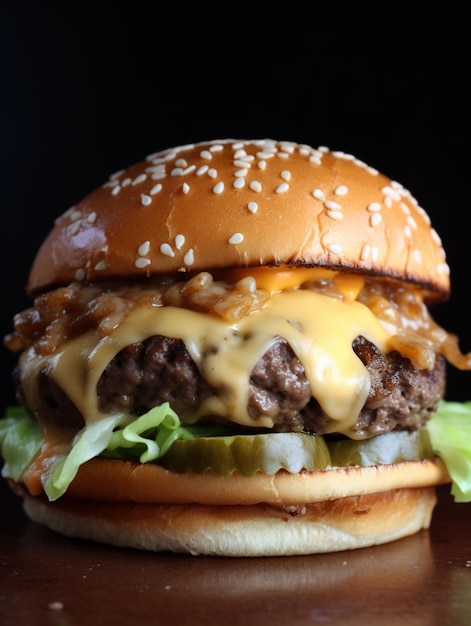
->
[[12, 457, 450, 556], [21, 487, 437, 557], [27, 139, 450, 299]]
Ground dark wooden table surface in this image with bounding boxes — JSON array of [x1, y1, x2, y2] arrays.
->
[[1, 480, 470, 626]]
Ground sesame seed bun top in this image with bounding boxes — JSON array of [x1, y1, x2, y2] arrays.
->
[[27, 139, 450, 300]]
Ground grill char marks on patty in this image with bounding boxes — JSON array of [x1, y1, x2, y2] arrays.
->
[[20, 335, 445, 437]]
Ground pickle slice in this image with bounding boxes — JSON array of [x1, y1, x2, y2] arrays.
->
[[160, 433, 332, 476], [328, 428, 434, 468]]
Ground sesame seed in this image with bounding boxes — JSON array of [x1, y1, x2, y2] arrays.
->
[[382, 186, 401, 201], [412, 249, 422, 264], [234, 168, 248, 177], [367, 202, 382, 212], [228, 232, 244, 244], [369, 213, 382, 227], [281, 170, 291, 181], [276, 183, 289, 194], [208, 168, 217, 178], [324, 200, 342, 211], [150, 149, 178, 163], [233, 178, 245, 189], [400, 202, 411, 215], [404, 225, 412, 239], [135, 257, 151, 268], [87, 212, 97, 223], [233, 159, 252, 168], [360, 244, 371, 261], [384, 196, 393, 208], [70, 210, 82, 221], [138, 241, 151, 256], [431, 229, 442, 246], [312, 189, 325, 200], [210, 144, 224, 152], [175, 158, 188, 167], [196, 165, 209, 176], [200, 150, 212, 159], [183, 182, 190, 194], [407, 216, 418, 230], [141, 194, 152, 206], [333, 151, 354, 160], [184, 249, 194, 266], [328, 243, 342, 254], [160, 243, 175, 257], [151, 171, 166, 180], [171, 167, 184, 176], [327, 210, 343, 221], [94, 260, 107, 270], [334, 185, 348, 196], [103, 181, 117, 189], [149, 156, 168, 165], [69, 222, 81, 236], [132, 173, 147, 185], [150, 183, 162, 195], [249, 181, 262, 192], [145, 162, 167, 172], [248, 201, 258, 214], [256, 151, 275, 159], [258, 160, 267, 170], [277, 152, 289, 159], [122, 177, 131, 187], [213, 181, 224, 194], [233, 149, 247, 159], [309, 155, 322, 165], [175, 234, 185, 249], [111, 185, 121, 196], [371, 247, 379, 261]]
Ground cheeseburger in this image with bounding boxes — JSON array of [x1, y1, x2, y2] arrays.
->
[[1, 139, 471, 557]]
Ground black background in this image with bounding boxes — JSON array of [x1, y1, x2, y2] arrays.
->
[[1, 2, 470, 415]]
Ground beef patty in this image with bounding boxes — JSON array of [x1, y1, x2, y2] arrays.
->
[[20, 335, 445, 437]]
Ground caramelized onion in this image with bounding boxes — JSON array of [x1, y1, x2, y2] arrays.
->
[[4, 273, 471, 374]]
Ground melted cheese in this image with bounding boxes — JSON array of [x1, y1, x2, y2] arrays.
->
[[222, 267, 336, 291], [20, 286, 393, 439]]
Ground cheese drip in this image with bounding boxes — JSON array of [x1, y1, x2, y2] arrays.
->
[[19, 288, 393, 438]]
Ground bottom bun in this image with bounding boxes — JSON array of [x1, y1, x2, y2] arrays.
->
[[13, 457, 450, 557], [21, 486, 437, 557]]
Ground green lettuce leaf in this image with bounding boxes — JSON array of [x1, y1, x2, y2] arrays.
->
[[0, 403, 198, 501], [46, 403, 198, 500], [44, 413, 125, 500], [426, 400, 471, 502], [103, 403, 195, 462], [0, 407, 41, 481]]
